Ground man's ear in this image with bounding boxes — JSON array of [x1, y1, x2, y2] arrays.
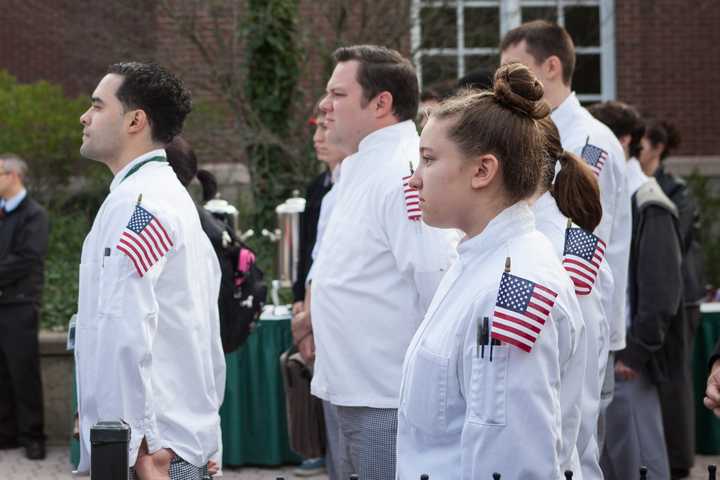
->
[[374, 91, 394, 119], [126, 109, 149, 134], [469, 153, 500, 190], [542, 55, 564, 83]]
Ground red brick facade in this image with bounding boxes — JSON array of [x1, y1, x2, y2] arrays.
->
[[1, 0, 718, 159], [615, 0, 720, 157]]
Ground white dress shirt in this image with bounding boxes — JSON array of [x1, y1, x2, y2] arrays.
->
[[0, 188, 27, 213], [552, 93, 632, 351], [532, 191, 613, 480], [310, 120, 456, 408], [396, 203, 584, 479], [74, 149, 225, 472]]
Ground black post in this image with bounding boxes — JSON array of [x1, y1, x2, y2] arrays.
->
[[639, 466, 648, 479], [709, 464, 717, 480], [90, 421, 130, 480], [492, 473, 501, 479], [350, 475, 359, 480], [420, 475, 429, 480], [564, 471, 573, 479]]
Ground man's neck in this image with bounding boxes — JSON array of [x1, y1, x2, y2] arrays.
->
[[107, 143, 164, 175], [1, 184, 23, 201], [545, 84, 573, 111]]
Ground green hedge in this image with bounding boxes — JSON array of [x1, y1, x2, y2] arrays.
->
[[41, 213, 91, 331]]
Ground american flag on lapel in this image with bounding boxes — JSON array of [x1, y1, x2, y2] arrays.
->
[[116, 203, 173, 277], [491, 272, 558, 352], [580, 137, 608, 176], [562, 226, 606, 296], [402, 175, 421, 221]]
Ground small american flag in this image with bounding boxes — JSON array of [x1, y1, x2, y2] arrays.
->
[[491, 272, 558, 352], [116, 204, 173, 277], [580, 138, 608, 177], [562, 227, 606, 296], [402, 175, 421, 221]]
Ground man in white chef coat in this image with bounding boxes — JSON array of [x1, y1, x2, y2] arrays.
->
[[74, 62, 225, 480], [307, 45, 455, 480], [500, 21, 632, 450]]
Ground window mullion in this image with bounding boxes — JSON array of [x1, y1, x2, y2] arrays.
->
[[457, 1, 465, 78]]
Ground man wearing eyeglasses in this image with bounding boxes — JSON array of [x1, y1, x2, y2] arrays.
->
[[0, 154, 49, 460]]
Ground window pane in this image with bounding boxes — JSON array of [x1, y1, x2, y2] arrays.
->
[[464, 7, 500, 48], [573, 54, 601, 95], [462, 55, 499, 89], [521, 6, 557, 23], [565, 6, 600, 47], [422, 55, 458, 86], [421, 7, 457, 49]]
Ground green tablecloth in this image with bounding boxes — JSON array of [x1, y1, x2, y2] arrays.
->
[[220, 313, 301, 466], [70, 311, 301, 468], [694, 303, 720, 454]]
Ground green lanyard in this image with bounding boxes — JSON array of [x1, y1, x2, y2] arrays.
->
[[121, 156, 168, 183]]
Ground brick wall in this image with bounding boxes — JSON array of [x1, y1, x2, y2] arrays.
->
[[616, 0, 720, 156]]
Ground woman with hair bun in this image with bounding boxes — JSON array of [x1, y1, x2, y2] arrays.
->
[[395, 62, 585, 479], [531, 117, 613, 480]]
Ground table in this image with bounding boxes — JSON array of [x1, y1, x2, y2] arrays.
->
[[70, 306, 301, 467], [694, 302, 720, 454], [220, 307, 301, 466]]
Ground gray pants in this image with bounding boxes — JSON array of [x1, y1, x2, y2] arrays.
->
[[324, 403, 398, 480], [600, 370, 670, 480]]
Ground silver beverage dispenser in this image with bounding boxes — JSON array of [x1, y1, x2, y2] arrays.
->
[[262, 191, 306, 289]]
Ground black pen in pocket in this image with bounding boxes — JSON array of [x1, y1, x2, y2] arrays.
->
[[102, 247, 110, 267]]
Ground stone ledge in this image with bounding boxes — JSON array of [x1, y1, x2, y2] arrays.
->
[[39, 330, 71, 356]]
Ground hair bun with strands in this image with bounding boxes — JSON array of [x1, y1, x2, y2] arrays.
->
[[492, 62, 550, 120]]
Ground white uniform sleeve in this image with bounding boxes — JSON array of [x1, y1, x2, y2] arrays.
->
[[94, 200, 174, 461], [569, 141, 631, 351], [457, 298, 570, 479], [381, 186, 456, 312], [557, 294, 587, 477]]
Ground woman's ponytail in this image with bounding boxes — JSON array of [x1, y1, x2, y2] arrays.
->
[[552, 151, 603, 232]]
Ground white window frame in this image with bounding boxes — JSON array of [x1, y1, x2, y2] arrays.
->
[[411, 0, 616, 102]]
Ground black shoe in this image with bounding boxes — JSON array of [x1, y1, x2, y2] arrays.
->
[[24, 441, 45, 460]]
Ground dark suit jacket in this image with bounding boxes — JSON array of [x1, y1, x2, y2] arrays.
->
[[292, 170, 332, 303], [0, 195, 49, 306]]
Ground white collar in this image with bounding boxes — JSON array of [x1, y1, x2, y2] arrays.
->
[[357, 120, 417, 154], [550, 92, 581, 134], [0, 188, 27, 213], [456, 202, 535, 264], [110, 148, 167, 191]]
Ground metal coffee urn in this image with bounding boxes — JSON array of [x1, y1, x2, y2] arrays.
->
[[262, 190, 306, 288]]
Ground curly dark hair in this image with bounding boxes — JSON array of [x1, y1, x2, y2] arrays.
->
[[107, 62, 192, 144]]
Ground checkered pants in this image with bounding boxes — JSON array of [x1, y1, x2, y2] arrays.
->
[[129, 454, 211, 480], [328, 405, 398, 480]]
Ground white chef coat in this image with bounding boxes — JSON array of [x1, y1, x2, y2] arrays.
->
[[396, 202, 584, 479], [626, 157, 648, 196], [532, 191, 613, 480], [74, 150, 225, 473], [310, 120, 456, 408], [306, 164, 341, 285], [552, 93, 631, 352]]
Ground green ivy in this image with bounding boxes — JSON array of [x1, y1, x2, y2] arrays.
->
[[243, 0, 302, 228]]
